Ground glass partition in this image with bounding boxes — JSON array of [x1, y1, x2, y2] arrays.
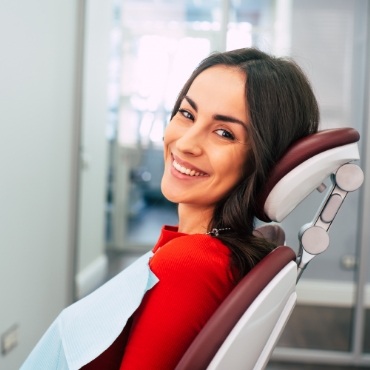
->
[[270, 0, 370, 365]]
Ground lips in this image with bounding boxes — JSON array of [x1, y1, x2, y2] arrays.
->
[[172, 155, 208, 177]]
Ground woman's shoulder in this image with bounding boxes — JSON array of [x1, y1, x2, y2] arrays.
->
[[158, 233, 230, 257], [150, 233, 231, 277]]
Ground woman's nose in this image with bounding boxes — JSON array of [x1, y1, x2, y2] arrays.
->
[[175, 125, 204, 156]]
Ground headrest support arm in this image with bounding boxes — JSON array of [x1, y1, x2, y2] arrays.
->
[[296, 161, 363, 279]]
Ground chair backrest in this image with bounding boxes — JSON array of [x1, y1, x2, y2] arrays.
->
[[252, 224, 285, 246], [176, 127, 363, 370], [175, 246, 296, 370]]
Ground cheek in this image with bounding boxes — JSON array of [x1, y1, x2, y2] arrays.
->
[[162, 124, 173, 160], [223, 149, 248, 184], [163, 121, 177, 148]]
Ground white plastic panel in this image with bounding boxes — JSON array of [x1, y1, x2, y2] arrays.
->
[[207, 261, 298, 370]]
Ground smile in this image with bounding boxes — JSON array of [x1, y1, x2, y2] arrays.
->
[[172, 160, 208, 177]]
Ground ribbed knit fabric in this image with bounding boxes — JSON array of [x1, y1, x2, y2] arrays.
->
[[119, 225, 235, 369]]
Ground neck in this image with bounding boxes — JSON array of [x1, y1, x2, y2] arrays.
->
[[177, 204, 213, 234]]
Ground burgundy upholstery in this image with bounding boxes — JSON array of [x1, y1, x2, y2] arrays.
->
[[256, 127, 360, 222], [253, 224, 285, 247], [175, 246, 296, 370]]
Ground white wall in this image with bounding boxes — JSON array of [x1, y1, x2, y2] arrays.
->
[[0, 1, 81, 368], [75, 0, 113, 299]]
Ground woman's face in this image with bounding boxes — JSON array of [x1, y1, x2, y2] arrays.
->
[[161, 65, 249, 214]]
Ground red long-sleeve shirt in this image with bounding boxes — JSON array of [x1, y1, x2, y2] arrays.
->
[[82, 225, 235, 369]]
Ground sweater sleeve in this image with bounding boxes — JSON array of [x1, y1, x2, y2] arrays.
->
[[119, 234, 235, 370]]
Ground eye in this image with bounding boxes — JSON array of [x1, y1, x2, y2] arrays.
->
[[178, 109, 194, 121], [215, 129, 235, 140]]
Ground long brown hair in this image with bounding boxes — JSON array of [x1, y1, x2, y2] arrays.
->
[[170, 48, 320, 281]]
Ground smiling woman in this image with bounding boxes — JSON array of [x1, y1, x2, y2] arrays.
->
[[21, 48, 319, 370], [161, 66, 249, 233]]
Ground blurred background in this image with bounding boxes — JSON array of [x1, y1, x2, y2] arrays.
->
[[1, 0, 369, 369]]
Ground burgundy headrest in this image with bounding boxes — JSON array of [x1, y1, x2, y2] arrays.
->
[[255, 127, 360, 222]]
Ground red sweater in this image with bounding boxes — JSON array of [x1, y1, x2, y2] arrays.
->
[[82, 225, 235, 369]]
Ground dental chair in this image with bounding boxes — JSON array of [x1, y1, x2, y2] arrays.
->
[[175, 127, 364, 370]]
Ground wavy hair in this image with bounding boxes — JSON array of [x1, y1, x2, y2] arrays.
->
[[170, 48, 320, 281]]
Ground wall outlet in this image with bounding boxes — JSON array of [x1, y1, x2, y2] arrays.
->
[[1, 324, 19, 356], [340, 254, 357, 270]]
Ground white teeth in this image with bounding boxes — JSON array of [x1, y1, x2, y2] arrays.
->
[[172, 160, 205, 177]]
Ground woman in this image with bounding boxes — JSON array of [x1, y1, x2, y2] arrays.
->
[[22, 48, 319, 370]]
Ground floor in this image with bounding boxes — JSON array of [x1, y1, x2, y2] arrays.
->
[[267, 364, 368, 370], [106, 201, 370, 369], [266, 305, 370, 369]]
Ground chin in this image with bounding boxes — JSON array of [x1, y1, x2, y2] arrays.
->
[[160, 181, 175, 204], [161, 190, 179, 205]]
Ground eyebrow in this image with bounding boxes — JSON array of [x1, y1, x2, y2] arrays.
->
[[184, 95, 248, 128]]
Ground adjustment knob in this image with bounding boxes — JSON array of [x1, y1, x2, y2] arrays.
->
[[336, 163, 364, 192], [301, 226, 330, 255]]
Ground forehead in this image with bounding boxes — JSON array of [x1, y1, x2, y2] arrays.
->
[[188, 65, 246, 98], [187, 65, 248, 115]]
